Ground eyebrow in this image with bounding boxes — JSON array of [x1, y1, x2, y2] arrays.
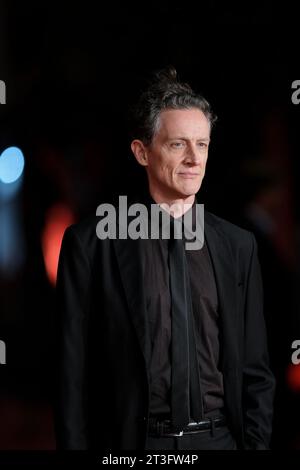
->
[[168, 137, 210, 142]]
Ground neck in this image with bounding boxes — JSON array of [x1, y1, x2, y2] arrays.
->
[[148, 187, 195, 218]]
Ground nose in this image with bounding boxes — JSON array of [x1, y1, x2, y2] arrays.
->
[[184, 144, 202, 165]]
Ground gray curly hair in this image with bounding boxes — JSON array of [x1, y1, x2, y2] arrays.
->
[[130, 66, 217, 145]]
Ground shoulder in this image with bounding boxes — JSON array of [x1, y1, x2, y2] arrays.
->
[[205, 210, 256, 252], [62, 214, 110, 261], [65, 214, 99, 244]]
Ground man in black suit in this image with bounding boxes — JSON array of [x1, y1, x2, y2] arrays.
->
[[55, 68, 275, 450]]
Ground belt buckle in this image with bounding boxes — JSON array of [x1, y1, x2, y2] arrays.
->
[[156, 421, 184, 437], [170, 430, 184, 437]]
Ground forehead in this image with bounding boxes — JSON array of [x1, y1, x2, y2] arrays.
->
[[156, 108, 210, 138]]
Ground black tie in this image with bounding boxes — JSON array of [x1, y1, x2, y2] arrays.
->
[[169, 217, 203, 428]]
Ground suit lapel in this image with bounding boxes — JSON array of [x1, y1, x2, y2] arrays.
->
[[204, 212, 240, 371], [113, 237, 152, 371], [113, 209, 240, 377]]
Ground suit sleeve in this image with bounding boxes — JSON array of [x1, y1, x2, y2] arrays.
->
[[242, 234, 276, 450], [54, 226, 91, 450]]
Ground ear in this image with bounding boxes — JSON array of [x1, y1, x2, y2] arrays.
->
[[131, 140, 149, 167]]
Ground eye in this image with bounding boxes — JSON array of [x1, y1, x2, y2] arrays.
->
[[171, 142, 185, 149], [198, 142, 207, 148]]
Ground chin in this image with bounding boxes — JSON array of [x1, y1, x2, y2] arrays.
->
[[179, 183, 201, 197]]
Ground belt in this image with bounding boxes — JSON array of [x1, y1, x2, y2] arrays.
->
[[148, 416, 227, 437]]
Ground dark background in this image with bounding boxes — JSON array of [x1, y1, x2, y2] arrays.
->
[[0, 0, 300, 450]]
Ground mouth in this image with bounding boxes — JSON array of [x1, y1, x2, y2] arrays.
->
[[177, 173, 200, 179]]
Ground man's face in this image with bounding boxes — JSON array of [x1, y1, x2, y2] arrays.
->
[[143, 108, 210, 201]]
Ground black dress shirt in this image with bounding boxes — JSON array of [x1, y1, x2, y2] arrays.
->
[[141, 200, 224, 419]]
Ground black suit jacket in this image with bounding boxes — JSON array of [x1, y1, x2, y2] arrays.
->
[[54, 208, 275, 450]]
